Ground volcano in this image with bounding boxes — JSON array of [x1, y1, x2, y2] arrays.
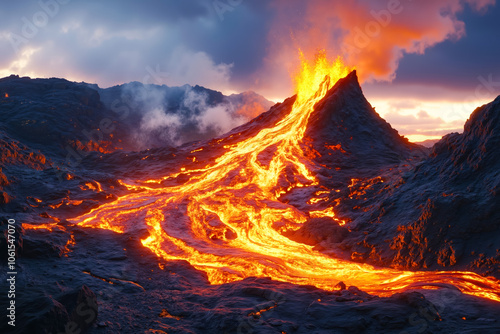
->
[[1, 65, 500, 333]]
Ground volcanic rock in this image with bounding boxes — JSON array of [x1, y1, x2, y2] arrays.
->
[[12, 285, 97, 334], [351, 96, 500, 273], [304, 70, 425, 171]]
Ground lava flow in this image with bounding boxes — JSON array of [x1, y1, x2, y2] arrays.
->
[[68, 51, 500, 302]]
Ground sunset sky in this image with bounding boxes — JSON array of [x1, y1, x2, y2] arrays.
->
[[1, 0, 499, 142]]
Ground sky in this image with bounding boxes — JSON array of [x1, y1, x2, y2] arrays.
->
[[0, 0, 499, 142]]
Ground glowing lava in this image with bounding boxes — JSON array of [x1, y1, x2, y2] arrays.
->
[[68, 52, 500, 302], [22, 223, 65, 232]]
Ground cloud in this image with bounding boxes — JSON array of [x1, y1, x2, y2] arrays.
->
[[254, 0, 497, 98], [0, 0, 236, 91], [465, 0, 496, 11], [164, 47, 233, 90], [383, 109, 464, 138], [0, 46, 40, 78]]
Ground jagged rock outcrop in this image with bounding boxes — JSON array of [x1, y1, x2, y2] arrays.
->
[[346, 96, 500, 274]]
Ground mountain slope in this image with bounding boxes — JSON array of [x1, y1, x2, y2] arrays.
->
[[268, 72, 500, 277], [313, 94, 500, 275], [304, 70, 426, 171], [376, 96, 500, 274], [0, 75, 121, 157]]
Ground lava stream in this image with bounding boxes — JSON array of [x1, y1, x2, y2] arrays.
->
[[68, 52, 500, 302]]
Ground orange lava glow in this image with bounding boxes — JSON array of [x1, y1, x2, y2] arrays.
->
[[63, 234, 76, 256], [22, 223, 66, 232], [70, 139, 118, 154], [309, 207, 345, 225], [68, 52, 500, 302], [80, 181, 103, 192]]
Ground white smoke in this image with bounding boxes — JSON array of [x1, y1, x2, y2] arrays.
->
[[139, 107, 183, 145], [182, 88, 245, 134], [121, 84, 248, 150]]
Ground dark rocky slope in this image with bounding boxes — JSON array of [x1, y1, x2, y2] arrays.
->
[[363, 96, 500, 275], [292, 76, 500, 276]]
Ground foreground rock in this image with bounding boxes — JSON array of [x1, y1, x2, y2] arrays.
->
[[2, 227, 498, 333]]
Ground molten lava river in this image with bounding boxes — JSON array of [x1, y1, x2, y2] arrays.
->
[[68, 53, 500, 302]]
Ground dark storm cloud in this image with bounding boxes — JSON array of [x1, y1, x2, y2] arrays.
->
[[1, 1, 201, 66], [0, 0, 498, 101], [254, 0, 498, 99], [185, 2, 274, 84], [0, 0, 272, 90], [392, 3, 500, 92], [74, 1, 210, 24]]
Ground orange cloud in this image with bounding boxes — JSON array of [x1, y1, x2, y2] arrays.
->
[[256, 0, 495, 98]]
